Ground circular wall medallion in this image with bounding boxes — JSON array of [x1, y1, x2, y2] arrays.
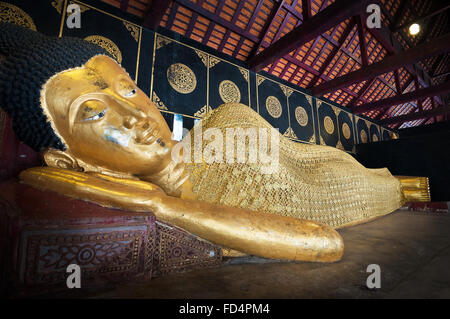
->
[[342, 122, 351, 140], [360, 130, 368, 143], [167, 63, 197, 94], [323, 116, 335, 135], [84, 35, 123, 63], [372, 134, 379, 142], [265, 96, 282, 118], [219, 80, 241, 103], [295, 106, 308, 127], [0, 2, 36, 31]]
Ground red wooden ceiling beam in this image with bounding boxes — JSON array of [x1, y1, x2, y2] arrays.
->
[[282, 55, 360, 98], [120, 0, 129, 12], [363, 1, 442, 104], [356, 15, 368, 66], [201, 0, 226, 46], [393, 4, 450, 32], [232, 0, 266, 58], [174, 0, 259, 43], [312, 33, 450, 96], [379, 104, 450, 125], [247, 0, 368, 71], [352, 81, 450, 114], [143, 0, 172, 30], [301, 0, 311, 20], [433, 71, 450, 79], [252, 0, 287, 57], [308, 20, 357, 89], [414, 75, 423, 112]]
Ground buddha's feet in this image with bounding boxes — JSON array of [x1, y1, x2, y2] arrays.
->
[[396, 176, 431, 202]]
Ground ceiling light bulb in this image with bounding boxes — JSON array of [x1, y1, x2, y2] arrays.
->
[[409, 23, 420, 35]]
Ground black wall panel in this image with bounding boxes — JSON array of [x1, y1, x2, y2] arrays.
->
[[356, 117, 370, 144], [62, 0, 141, 82], [338, 111, 355, 152], [288, 90, 316, 144], [369, 123, 381, 143], [317, 100, 339, 147], [209, 57, 250, 110], [1, 0, 62, 36], [152, 34, 207, 118], [256, 75, 290, 137], [0, 0, 397, 155]]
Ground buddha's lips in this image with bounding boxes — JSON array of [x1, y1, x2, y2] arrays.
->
[[134, 121, 165, 147]]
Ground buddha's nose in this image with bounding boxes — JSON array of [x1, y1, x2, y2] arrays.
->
[[123, 116, 138, 129]]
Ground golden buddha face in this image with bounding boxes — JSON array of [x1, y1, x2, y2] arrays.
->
[[41, 55, 175, 176]]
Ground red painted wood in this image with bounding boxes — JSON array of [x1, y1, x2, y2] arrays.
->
[[120, 0, 129, 11], [379, 105, 450, 125], [354, 81, 450, 114], [308, 18, 356, 88], [143, 0, 172, 29], [313, 33, 450, 96], [174, 0, 259, 42], [248, 0, 366, 71], [356, 15, 368, 66]]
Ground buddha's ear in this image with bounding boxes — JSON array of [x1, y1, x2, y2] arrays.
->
[[43, 148, 82, 171]]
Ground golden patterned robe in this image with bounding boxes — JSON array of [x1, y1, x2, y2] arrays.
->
[[185, 103, 405, 229]]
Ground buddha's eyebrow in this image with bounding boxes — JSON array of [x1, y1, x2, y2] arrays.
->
[[93, 78, 108, 89], [68, 94, 106, 133]]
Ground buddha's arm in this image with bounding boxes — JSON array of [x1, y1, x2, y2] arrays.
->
[[19, 167, 344, 262]]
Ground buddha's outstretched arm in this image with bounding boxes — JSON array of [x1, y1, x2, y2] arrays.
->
[[19, 167, 344, 263]]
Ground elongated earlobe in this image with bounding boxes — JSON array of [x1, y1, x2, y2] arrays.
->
[[44, 148, 82, 171]]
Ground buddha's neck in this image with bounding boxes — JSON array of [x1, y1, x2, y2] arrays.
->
[[141, 159, 190, 197]]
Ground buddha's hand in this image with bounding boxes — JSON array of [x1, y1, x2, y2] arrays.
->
[[19, 167, 166, 213], [19, 166, 344, 262]]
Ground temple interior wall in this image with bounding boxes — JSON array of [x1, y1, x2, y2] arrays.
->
[[0, 0, 398, 160]]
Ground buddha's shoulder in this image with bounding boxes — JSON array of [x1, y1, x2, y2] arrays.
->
[[212, 103, 258, 114], [204, 103, 270, 128]]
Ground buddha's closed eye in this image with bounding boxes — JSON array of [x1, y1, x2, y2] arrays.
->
[[124, 88, 137, 97], [116, 77, 137, 98], [78, 100, 107, 122]]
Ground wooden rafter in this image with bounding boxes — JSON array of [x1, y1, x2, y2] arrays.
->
[[174, 0, 259, 43], [248, 0, 368, 71], [252, 0, 287, 58], [393, 4, 450, 32], [380, 104, 450, 125], [313, 33, 450, 96], [353, 81, 450, 114], [356, 15, 368, 66], [143, 0, 172, 29], [120, 0, 129, 11]]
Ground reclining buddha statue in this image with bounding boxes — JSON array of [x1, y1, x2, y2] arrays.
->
[[0, 23, 430, 263]]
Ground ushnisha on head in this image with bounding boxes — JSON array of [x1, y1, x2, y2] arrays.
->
[[0, 22, 175, 178]]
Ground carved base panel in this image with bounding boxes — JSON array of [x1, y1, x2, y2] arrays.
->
[[0, 180, 222, 296], [153, 221, 222, 277]]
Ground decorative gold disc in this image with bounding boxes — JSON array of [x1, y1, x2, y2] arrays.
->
[[295, 106, 308, 127], [342, 122, 351, 140], [84, 35, 123, 64], [265, 96, 282, 118], [167, 63, 197, 94], [323, 116, 335, 135], [360, 130, 368, 143], [219, 80, 241, 103], [372, 134, 378, 142], [0, 2, 36, 31]]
